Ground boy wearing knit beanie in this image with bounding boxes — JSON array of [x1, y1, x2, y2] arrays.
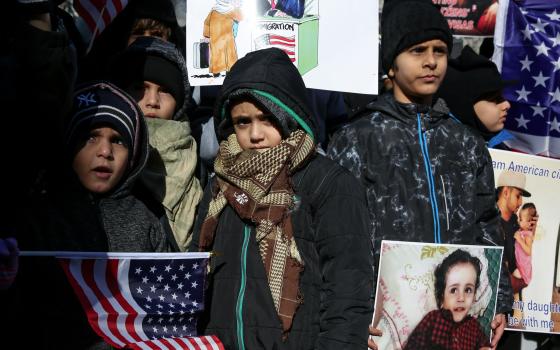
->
[[13, 81, 171, 348], [328, 1, 512, 349], [112, 36, 204, 252], [438, 45, 513, 148]]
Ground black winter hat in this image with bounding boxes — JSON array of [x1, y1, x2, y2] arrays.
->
[[437, 46, 514, 139], [66, 82, 143, 166], [215, 48, 317, 142], [113, 47, 185, 112], [381, 0, 452, 73]]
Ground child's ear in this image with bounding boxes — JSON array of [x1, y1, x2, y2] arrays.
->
[[388, 67, 395, 79]]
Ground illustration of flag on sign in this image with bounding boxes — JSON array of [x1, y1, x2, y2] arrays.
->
[[492, 0, 560, 157], [254, 34, 296, 62], [49, 251, 223, 350], [74, 0, 129, 38]]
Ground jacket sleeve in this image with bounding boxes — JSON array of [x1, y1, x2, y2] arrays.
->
[[188, 179, 214, 252], [474, 146, 513, 314], [313, 167, 374, 349], [327, 125, 366, 180]]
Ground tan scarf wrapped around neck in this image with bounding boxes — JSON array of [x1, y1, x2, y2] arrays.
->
[[199, 130, 315, 336]]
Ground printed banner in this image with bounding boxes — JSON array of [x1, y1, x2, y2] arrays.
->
[[186, 0, 379, 94], [433, 0, 498, 36], [490, 148, 560, 334], [371, 241, 502, 350]]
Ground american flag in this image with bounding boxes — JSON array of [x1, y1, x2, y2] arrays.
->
[[73, 0, 129, 38], [55, 252, 223, 350], [254, 34, 296, 62], [492, 0, 560, 157]]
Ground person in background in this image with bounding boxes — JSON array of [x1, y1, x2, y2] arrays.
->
[[437, 45, 513, 148], [112, 36, 204, 251], [79, 0, 185, 81]]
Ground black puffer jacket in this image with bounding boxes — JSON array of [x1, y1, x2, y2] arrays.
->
[[189, 48, 374, 349], [328, 92, 513, 314]]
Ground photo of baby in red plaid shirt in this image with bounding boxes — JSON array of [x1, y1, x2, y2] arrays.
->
[[404, 249, 491, 350]]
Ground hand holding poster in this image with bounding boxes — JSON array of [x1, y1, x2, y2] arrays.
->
[[371, 241, 502, 350], [490, 149, 560, 333]]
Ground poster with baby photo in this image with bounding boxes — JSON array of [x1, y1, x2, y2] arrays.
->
[[186, 0, 379, 94], [490, 148, 560, 334], [371, 241, 502, 350]]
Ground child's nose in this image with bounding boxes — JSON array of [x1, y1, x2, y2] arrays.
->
[[145, 88, 160, 107], [97, 140, 113, 158], [249, 123, 265, 143]]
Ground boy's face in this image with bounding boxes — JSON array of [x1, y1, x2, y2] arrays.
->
[[389, 39, 448, 105], [230, 100, 282, 151], [127, 81, 177, 120], [72, 127, 129, 194], [474, 91, 511, 132], [442, 262, 477, 322]]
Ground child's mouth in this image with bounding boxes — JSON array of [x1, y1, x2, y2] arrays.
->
[[93, 166, 113, 179]]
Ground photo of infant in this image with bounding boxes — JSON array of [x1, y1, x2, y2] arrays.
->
[[372, 241, 502, 350]]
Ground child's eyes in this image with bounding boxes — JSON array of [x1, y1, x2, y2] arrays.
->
[[450, 287, 457, 294], [112, 137, 127, 147], [465, 287, 474, 294]]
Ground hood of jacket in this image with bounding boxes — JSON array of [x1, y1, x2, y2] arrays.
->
[[367, 92, 452, 130], [113, 36, 191, 122], [214, 47, 317, 141]]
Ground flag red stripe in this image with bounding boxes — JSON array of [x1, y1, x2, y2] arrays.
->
[[199, 336, 212, 349], [113, 0, 124, 13], [158, 338, 176, 349], [269, 42, 295, 48], [73, 0, 98, 35], [106, 259, 144, 343], [211, 335, 225, 350], [269, 35, 295, 43], [82, 259, 130, 346], [172, 338, 191, 349], [101, 6, 112, 29], [59, 259, 122, 348]]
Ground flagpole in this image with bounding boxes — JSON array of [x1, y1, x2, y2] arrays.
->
[[19, 251, 212, 259], [85, 4, 107, 54]]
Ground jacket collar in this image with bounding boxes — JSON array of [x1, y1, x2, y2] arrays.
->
[[368, 92, 451, 129]]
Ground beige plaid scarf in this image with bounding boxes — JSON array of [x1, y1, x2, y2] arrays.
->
[[199, 130, 315, 336]]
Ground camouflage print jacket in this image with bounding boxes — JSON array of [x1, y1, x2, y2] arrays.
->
[[327, 92, 513, 314]]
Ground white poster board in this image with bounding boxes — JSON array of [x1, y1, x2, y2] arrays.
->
[[186, 0, 379, 94], [490, 148, 560, 334]]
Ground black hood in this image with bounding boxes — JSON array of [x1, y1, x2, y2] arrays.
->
[[214, 48, 317, 142]]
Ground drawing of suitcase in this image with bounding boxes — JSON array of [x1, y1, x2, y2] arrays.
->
[[193, 40, 210, 69]]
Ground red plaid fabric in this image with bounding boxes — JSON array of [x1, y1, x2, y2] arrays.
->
[[404, 309, 491, 350]]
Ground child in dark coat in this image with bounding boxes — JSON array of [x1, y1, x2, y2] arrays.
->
[[12, 82, 170, 349]]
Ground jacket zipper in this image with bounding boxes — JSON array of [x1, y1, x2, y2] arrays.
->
[[416, 114, 441, 243], [440, 175, 450, 231], [235, 225, 250, 350]]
